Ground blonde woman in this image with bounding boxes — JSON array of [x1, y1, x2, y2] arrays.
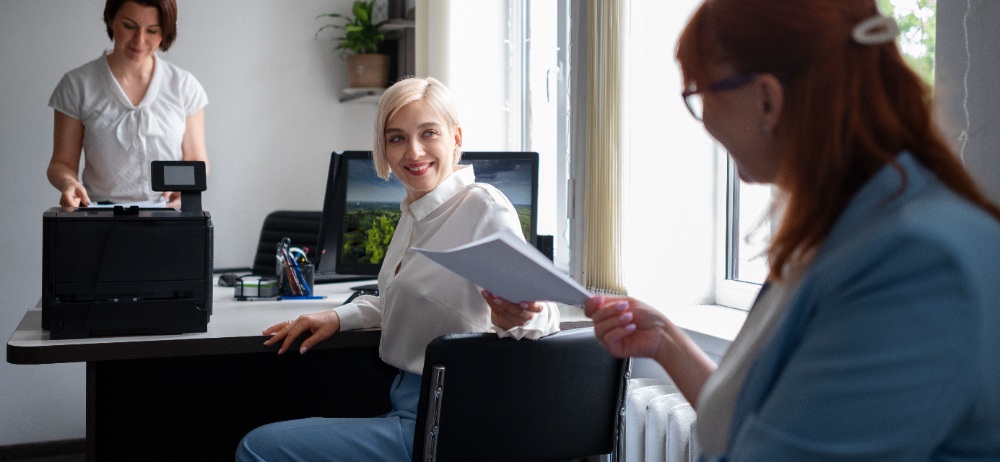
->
[[237, 77, 560, 462]]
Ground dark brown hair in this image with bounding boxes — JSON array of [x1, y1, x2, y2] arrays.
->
[[104, 0, 178, 51], [677, 0, 1000, 279]]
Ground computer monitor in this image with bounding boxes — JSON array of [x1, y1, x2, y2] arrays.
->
[[314, 150, 539, 280]]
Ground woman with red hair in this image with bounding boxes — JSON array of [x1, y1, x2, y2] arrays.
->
[[493, 0, 1000, 459]]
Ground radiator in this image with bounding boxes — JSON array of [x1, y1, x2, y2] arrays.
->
[[622, 378, 699, 462]]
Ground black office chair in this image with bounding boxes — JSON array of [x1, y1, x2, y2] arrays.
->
[[250, 210, 322, 275], [413, 328, 630, 462]]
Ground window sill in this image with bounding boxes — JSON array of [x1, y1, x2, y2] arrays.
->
[[558, 303, 746, 362], [624, 304, 746, 383], [663, 304, 745, 361]]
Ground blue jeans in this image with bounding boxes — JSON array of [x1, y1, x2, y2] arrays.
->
[[236, 369, 420, 462]]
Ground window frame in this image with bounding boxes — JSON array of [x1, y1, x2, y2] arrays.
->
[[715, 147, 764, 310]]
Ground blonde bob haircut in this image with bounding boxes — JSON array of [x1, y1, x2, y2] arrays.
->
[[372, 76, 462, 180]]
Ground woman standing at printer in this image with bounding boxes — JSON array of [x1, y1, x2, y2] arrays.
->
[[47, 0, 208, 208], [236, 76, 561, 462]]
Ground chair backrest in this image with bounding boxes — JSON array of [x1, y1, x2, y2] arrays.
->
[[413, 328, 630, 462], [251, 210, 322, 276]]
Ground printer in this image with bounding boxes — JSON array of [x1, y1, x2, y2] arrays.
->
[[41, 161, 213, 339]]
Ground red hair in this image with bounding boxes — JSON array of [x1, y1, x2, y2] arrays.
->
[[677, 0, 1000, 279]]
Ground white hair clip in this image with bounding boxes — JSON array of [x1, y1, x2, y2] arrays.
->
[[852, 15, 899, 45]]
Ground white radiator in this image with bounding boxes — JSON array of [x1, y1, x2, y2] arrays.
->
[[622, 378, 699, 462]]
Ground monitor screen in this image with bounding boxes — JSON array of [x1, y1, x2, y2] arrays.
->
[[315, 151, 539, 279]]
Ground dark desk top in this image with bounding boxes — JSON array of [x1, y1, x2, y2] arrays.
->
[[7, 281, 591, 365]]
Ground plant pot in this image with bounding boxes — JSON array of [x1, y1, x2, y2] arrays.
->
[[345, 53, 390, 88]]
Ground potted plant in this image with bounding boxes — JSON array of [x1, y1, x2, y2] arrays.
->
[[316, 0, 391, 88]]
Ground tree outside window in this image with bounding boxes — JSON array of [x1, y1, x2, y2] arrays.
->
[[878, 0, 936, 86]]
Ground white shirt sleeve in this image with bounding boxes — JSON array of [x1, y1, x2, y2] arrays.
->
[[494, 301, 561, 340], [332, 294, 383, 331]]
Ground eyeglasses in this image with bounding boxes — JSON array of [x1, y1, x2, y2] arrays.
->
[[681, 73, 759, 121]]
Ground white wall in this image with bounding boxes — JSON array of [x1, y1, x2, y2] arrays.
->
[[0, 0, 373, 446]]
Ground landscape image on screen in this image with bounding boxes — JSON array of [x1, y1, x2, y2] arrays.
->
[[340, 157, 534, 268]]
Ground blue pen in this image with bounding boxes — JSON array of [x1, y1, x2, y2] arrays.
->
[[289, 256, 312, 295], [278, 238, 311, 296]]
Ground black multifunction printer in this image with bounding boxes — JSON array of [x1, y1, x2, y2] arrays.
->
[[42, 161, 213, 339]]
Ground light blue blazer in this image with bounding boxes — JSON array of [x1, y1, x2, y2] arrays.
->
[[721, 153, 1000, 461]]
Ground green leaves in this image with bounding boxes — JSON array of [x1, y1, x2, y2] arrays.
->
[[315, 0, 388, 56], [876, 0, 936, 86]]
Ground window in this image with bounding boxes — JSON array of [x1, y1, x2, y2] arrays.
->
[[447, 0, 564, 266], [621, 0, 717, 308], [446, 0, 936, 311]]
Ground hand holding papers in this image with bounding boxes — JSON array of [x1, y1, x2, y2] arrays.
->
[[412, 230, 592, 306]]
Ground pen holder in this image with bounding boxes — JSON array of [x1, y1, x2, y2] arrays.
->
[[278, 262, 314, 296]]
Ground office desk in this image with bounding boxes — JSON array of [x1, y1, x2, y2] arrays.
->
[[8, 281, 591, 461], [8, 281, 395, 461]]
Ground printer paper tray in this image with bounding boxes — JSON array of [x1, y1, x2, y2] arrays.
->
[[44, 298, 209, 340]]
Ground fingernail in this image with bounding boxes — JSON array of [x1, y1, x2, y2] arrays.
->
[[519, 302, 529, 309], [624, 323, 637, 332], [618, 311, 633, 323], [493, 298, 503, 305], [614, 301, 628, 312], [481, 289, 490, 297], [593, 295, 604, 305], [299, 346, 309, 355]]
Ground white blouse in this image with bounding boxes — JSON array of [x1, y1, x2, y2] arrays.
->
[[334, 165, 561, 374], [49, 51, 208, 203]]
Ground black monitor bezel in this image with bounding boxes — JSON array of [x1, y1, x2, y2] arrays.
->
[[459, 151, 539, 246], [318, 150, 539, 278], [314, 151, 345, 275]]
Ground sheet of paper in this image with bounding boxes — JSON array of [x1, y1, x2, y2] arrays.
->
[[85, 199, 168, 208], [413, 229, 592, 306]]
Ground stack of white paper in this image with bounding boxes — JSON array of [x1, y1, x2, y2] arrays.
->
[[413, 230, 592, 306]]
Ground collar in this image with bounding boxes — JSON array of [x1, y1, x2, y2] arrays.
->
[[102, 49, 162, 109], [402, 164, 475, 221]]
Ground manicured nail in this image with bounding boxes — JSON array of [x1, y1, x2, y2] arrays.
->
[[614, 301, 628, 312], [624, 323, 637, 332], [618, 311, 633, 323], [299, 346, 309, 355]]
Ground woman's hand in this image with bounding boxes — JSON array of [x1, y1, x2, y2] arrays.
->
[[162, 191, 180, 209], [59, 181, 91, 208], [262, 310, 341, 355], [585, 295, 669, 359], [481, 289, 544, 330]]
